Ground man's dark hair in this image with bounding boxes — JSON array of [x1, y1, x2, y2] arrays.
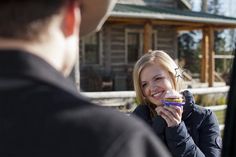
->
[[0, 0, 67, 41]]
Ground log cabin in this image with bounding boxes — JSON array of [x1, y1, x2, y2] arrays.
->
[[76, 0, 236, 91]]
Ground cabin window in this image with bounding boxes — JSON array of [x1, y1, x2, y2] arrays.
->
[[80, 32, 101, 65], [128, 32, 139, 63], [125, 29, 156, 64], [125, 29, 142, 64]]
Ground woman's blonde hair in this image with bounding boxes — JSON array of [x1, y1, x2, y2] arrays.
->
[[133, 50, 183, 105]]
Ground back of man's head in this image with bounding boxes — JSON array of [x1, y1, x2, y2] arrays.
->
[[0, 0, 66, 41], [0, 0, 116, 41]]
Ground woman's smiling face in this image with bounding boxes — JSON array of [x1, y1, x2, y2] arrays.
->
[[140, 63, 174, 106]]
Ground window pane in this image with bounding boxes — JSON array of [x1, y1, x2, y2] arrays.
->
[[84, 34, 99, 64], [128, 33, 139, 63]]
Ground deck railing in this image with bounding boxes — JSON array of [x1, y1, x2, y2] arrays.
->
[[82, 86, 229, 99], [82, 86, 229, 131]]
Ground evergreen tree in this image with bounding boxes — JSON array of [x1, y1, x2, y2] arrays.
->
[[207, 0, 226, 54], [178, 0, 227, 74], [178, 31, 199, 74]]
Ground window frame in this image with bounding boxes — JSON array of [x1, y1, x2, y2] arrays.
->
[[125, 28, 157, 64], [80, 31, 103, 66], [125, 28, 143, 65]]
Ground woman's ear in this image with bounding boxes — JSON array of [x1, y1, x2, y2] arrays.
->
[[62, 0, 78, 37]]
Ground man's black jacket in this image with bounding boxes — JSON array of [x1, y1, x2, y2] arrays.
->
[[0, 50, 170, 157]]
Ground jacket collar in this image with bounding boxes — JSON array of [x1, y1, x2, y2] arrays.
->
[[0, 49, 79, 96]]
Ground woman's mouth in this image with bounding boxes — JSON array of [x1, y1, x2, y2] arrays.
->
[[152, 91, 165, 99]]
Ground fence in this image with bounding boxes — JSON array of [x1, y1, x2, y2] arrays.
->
[[82, 86, 229, 131], [82, 86, 229, 98]]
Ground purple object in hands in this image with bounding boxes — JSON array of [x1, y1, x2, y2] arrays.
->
[[161, 100, 185, 107]]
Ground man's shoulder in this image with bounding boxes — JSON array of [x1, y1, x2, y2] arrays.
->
[[19, 81, 170, 156], [3, 80, 170, 157], [41, 85, 149, 138], [56, 100, 148, 133], [54, 103, 170, 157]]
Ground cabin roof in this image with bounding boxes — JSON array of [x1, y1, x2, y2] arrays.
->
[[110, 3, 236, 26]]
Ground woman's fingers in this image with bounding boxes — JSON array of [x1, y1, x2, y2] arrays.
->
[[164, 106, 183, 119], [160, 113, 172, 125], [156, 106, 183, 127], [160, 111, 178, 127], [155, 106, 163, 115]]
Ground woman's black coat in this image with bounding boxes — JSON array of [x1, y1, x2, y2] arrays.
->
[[133, 91, 222, 157]]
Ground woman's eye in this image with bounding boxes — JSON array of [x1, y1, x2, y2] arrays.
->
[[154, 77, 163, 81], [142, 83, 147, 88]]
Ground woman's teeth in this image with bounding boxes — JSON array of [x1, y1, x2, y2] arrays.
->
[[153, 92, 162, 98]]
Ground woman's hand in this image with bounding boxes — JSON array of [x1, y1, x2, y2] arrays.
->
[[155, 105, 183, 127]]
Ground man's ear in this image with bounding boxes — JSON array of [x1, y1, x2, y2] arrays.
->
[[62, 1, 77, 37]]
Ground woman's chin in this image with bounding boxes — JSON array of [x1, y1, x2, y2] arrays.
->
[[150, 100, 162, 106]]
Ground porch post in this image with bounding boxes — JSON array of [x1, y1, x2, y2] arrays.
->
[[208, 27, 215, 87], [143, 21, 152, 53], [201, 28, 209, 83]]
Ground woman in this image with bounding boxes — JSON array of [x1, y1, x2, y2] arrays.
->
[[132, 50, 222, 157]]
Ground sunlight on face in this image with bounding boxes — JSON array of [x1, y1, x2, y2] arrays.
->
[[140, 64, 173, 106]]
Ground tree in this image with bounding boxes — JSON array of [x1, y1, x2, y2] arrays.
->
[[207, 0, 226, 54], [178, 0, 199, 74], [178, 31, 199, 73], [178, 0, 227, 75]]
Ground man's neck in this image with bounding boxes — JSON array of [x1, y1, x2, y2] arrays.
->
[[0, 38, 65, 75]]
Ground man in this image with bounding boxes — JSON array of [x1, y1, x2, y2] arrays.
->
[[0, 0, 170, 156]]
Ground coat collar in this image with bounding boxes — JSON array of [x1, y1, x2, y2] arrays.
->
[[0, 49, 79, 96]]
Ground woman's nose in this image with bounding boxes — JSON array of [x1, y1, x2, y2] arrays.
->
[[149, 81, 157, 91]]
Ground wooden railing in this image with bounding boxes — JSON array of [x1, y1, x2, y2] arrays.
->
[[82, 86, 229, 99], [82, 86, 229, 131]]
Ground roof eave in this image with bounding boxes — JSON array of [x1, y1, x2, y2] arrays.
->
[[110, 12, 236, 26]]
